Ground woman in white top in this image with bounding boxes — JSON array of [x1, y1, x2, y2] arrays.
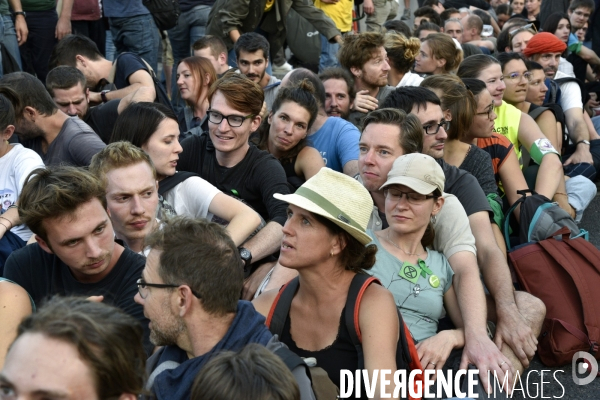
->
[[0, 89, 44, 272], [110, 102, 261, 246], [384, 33, 423, 87]]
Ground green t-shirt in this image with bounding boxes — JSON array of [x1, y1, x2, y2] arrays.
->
[[0, 0, 10, 16], [367, 230, 454, 342], [22, 0, 55, 12]]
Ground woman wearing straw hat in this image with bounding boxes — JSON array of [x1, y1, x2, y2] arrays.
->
[[367, 154, 470, 385], [253, 168, 399, 397]]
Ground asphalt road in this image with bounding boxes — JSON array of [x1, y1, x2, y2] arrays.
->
[[505, 192, 600, 399]]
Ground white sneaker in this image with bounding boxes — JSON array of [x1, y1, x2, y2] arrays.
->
[[273, 62, 293, 74]]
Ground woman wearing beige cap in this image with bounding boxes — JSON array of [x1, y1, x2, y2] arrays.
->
[[367, 154, 466, 382], [253, 168, 400, 397]]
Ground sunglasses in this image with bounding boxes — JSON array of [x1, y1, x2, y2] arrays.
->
[[509, 23, 537, 40]]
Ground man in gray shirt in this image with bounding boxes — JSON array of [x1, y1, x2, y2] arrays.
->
[[0, 72, 105, 166]]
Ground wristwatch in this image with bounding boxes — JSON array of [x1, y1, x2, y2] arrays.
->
[[576, 140, 590, 146], [239, 247, 252, 269], [100, 90, 110, 103], [14, 11, 25, 17]]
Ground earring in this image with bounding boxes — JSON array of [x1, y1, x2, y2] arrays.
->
[[330, 250, 334, 257], [430, 215, 436, 224]]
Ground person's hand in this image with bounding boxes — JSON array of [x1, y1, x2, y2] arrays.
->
[[416, 331, 457, 381], [86, 295, 104, 302], [494, 308, 538, 369], [460, 333, 515, 394], [564, 144, 594, 165], [55, 17, 71, 40], [88, 91, 102, 105], [241, 262, 272, 300], [352, 90, 378, 113], [334, 35, 343, 45], [14, 14, 28, 45], [363, 0, 375, 15]]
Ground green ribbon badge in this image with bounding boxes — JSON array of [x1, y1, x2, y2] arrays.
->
[[418, 259, 433, 279], [399, 261, 422, 284]]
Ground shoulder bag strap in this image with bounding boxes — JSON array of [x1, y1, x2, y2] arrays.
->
[[266, 277, 300, 337]]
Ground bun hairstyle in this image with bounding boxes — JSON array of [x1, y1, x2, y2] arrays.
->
[[385, 33, 421, 74]]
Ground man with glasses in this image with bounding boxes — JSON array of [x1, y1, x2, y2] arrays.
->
[[380, 87, 546, 385], [2, 165, 151, 353], [177, 74, 290, 298], [137, 216, 314, 400], [566, 0, 600, 82], [524, 32, 600, 181]]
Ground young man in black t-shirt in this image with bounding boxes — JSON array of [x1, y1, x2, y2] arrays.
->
[[49, 34, 156, 105], [177, 74, 290, 298], [3, 166, 151, 353]]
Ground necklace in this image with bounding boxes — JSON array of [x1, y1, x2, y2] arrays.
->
[[384, 231, 424, 257]]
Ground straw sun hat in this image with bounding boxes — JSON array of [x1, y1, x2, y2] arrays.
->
[[274, 168, 374, 245]]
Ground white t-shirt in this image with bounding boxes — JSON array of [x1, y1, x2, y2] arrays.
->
[[0, 144, 44, 241], [163, 176, 220, 220], [555, 70, 583, 112]]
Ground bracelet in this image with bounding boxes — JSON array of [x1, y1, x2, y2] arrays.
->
[[0, 221, 9, 231], [0, 216, 12, 229]]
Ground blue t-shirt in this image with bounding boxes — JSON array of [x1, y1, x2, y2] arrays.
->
[[308, 117, 359, 173], [103, 0, 149, 17]]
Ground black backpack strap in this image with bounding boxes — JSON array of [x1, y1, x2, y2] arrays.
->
[[504, 189, 537, 250], [158, 171, 198, 196], [344, 273, 380, 370], [266, 277, 300, 337], [528, 106, 549, 121]]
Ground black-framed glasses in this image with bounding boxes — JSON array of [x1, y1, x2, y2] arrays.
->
[[503, 72, 533, 82], [207, 110, 254, 127], [476, 104, 495, 120], [136, 278, 201, 299], [423, 119, 450, 135], [384, 189, 436, 205]]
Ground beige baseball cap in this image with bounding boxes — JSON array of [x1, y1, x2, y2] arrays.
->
[[380, 153, 445, 194]]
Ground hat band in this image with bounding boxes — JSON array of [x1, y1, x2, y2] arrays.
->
[[295, 187, 364, 232]]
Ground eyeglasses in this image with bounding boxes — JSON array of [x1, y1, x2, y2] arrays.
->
[[385, 189, 436, 204], [136, 278, 201, 299], [573, 10, 591, 18], [422, 119, 450, 135], [476, 104, 495, 120], [509, 23, 537, 39], [207, 110, 254, 127], [503, 72, 533, 82]]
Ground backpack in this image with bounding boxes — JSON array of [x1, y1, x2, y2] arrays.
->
[[142, 0, 181, 31], [507, 227, 600, 367], [503, 190, 581, 248], [267, 273, 423, 400], [108, 53, 174, 112]]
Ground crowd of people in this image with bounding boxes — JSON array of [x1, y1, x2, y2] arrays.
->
[[0, 0, 599, 398]]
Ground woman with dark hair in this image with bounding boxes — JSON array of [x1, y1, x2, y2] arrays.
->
[[176, 56, 218, 136], [457, 55, 564, 203], [541, 13, 576, 77], [110, 102, 261, 246], [414, 33, 462, 76], [496, 52, 575, 217], [253, 80, 325, 190], [461, 78, 530, 223], [384, 33, 423, 87], [253, 168, 399, 397], [0, 88, 44, 271], [420, 75, 505, 249]]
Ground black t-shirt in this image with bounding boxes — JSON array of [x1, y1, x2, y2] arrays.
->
[[179, 0, 215, 12], [177, 134, 290, 225], [85, 99, 120, 144], [114, 53, 149, 90], [4, 243, 152, 353], [437, 158, 492, 217]]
